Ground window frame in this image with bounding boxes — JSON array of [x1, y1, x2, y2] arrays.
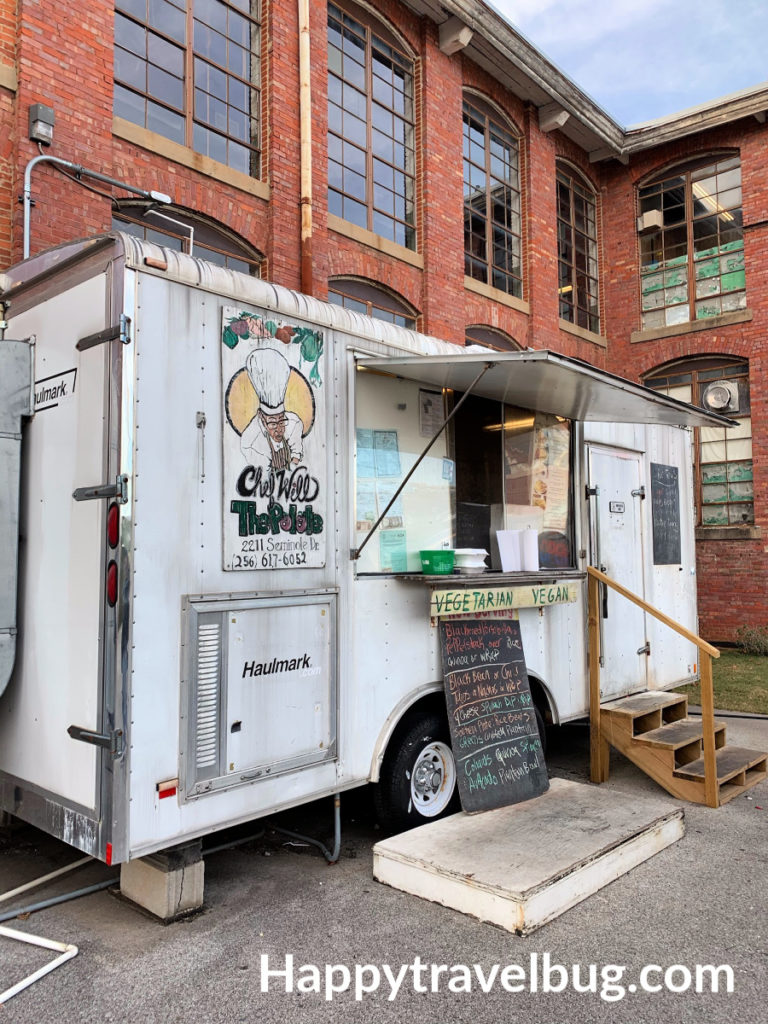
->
[[112, 204, 262, 274], [327, 2, 417, 250], [328, 277, 418, 328], [638, 154, 745, 330], [465, 325, 520, 352], [644, 357, 752, 527], [114, 0, 262, 177], [463, 94, 523, 299], [556, 163, 599, 334]]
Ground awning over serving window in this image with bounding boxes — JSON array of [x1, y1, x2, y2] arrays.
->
[[355, 349, 736, 429]]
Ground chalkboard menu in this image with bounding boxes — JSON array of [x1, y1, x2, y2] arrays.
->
[[650, 463, 681, 565], [439, 618, 549, 813]]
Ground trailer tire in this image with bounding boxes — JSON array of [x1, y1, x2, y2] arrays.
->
[[374, 712, 458, 833]]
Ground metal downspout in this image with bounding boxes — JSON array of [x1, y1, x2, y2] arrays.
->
[[298, 0, 314, 295]]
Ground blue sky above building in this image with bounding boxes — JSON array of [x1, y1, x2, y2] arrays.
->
[[492, 0, 768, 126]]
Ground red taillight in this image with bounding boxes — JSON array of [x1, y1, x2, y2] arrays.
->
[[105, 842, 113, 866], [107, 560, 118, 606], [107, 502, 119, 548]]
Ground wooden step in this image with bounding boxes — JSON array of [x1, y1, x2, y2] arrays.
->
[[673, 746, 768, 785], [601, 691, 688, 718], [601, 691, 688, 738], [635, 718, 726, 750]]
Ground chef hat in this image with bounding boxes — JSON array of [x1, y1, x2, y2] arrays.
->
[[246, 347, 291, 415]]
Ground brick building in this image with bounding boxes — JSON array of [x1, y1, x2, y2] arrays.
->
[[0, 0, 765, 640]]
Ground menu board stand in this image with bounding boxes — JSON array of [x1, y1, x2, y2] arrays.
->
[[439, 617, 549, 813]]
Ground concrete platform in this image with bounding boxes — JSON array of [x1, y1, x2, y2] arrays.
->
[[373, 777, 684, 934]]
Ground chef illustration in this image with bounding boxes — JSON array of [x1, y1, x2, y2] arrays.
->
[[240, 346, 305, 472]]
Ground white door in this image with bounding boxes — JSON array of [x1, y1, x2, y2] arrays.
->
[[587, 446, 648, 700]]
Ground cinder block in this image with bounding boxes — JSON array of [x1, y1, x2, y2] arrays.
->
[[120, 842, 204, 922]]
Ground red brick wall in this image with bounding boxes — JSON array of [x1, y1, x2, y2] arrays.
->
[[13, 1, 116, 259], [3, 0, 767, 639], [0, 0, 16, 268], [601, 119, 768, 640]]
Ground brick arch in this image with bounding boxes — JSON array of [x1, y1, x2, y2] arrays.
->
[[634, 147, 740, 189], [462, 87, 522, 138], [331, 0, 420, 59], [635, 338, 753, 380], [328, 274, 420, 318], [556, 157, 599, 197]]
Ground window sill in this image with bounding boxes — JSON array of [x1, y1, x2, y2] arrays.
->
[[327, 214, 423, 268], [558, 318, 606, 348], [0, 60, 17, 92], [463, 276, 530, 314], [112, 118, 270, 201], [695, 525, 762, 541], [630, 308, 752, 344]]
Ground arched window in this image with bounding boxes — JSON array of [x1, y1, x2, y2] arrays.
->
[[463, 94, 522, 298], [557, 164, 599, 334], [327, 3, 416, 249], [638, 155, 744, 330], [328, 277, 417, 328], [112, 204, 262, 274], [645, 357, 752, 526], [465, 326, 520, 351]]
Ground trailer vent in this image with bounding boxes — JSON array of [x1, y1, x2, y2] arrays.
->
[[196, 621, 222, 770]]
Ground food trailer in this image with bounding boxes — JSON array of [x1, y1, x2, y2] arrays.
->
[[0, 234, 731, 864]]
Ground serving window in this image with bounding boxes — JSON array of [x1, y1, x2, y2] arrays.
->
[[354, 368, 574, 574]]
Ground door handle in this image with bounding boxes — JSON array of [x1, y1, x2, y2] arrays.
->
[[599, 565, 608, 618]]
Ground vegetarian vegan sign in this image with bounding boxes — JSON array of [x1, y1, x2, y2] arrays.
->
[[221, 306, 326, 570]]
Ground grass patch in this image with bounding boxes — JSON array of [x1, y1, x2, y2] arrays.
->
[[674, 650, 768, 715]]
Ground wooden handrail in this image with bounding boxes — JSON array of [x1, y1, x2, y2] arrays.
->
[[587, 565, 720, 808], [586, 566, 719, 658]]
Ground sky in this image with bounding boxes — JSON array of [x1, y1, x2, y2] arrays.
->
[[489, 0, 768, 126]]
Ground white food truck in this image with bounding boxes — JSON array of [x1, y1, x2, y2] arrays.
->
[[0, 234, 731, 864]]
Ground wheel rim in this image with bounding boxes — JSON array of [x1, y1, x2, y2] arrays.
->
[[410, 741, 456, 817]]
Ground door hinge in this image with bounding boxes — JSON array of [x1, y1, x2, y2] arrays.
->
[[73, 473, 128, 504], [585, 485, 598, 499], [632, 485, 646, 499], [76, 314, 132, 351], [637, 641, 651, 656], [68, 724, 124, 757]]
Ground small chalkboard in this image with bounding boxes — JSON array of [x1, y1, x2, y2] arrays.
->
[[650, 463, 681, 565], [439, 618, 549, 813]]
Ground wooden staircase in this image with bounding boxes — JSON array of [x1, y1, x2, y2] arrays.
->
[[598, 690, 767, 806], [587, 567, 768, 808]]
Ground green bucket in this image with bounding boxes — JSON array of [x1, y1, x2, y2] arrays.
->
[[420, 549, 455, 575]]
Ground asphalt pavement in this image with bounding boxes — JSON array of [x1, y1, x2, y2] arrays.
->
[[1, 717, 766, 1024]]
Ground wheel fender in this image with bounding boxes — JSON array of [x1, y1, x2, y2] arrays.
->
[[368, 682, 444, 782], [526, 673, 560, 726]]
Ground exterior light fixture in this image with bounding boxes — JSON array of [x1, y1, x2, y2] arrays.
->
[[29, 104, 55, 145]]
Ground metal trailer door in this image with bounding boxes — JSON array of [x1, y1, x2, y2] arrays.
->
[[587, 445, 648, 700], [0, 271, 113, 855]]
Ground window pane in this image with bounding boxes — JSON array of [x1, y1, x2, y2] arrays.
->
[[640, 157, 744, 327], [116, 0, 261, 175], [463, 99, 521, 296], [148, 0, 186, 42], [557, 166, 598, 331], [326, 7, 415, 247], [148, 99, 185, 142]]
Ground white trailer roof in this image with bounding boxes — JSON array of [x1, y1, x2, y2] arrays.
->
[[356, 350, 736, 429]]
